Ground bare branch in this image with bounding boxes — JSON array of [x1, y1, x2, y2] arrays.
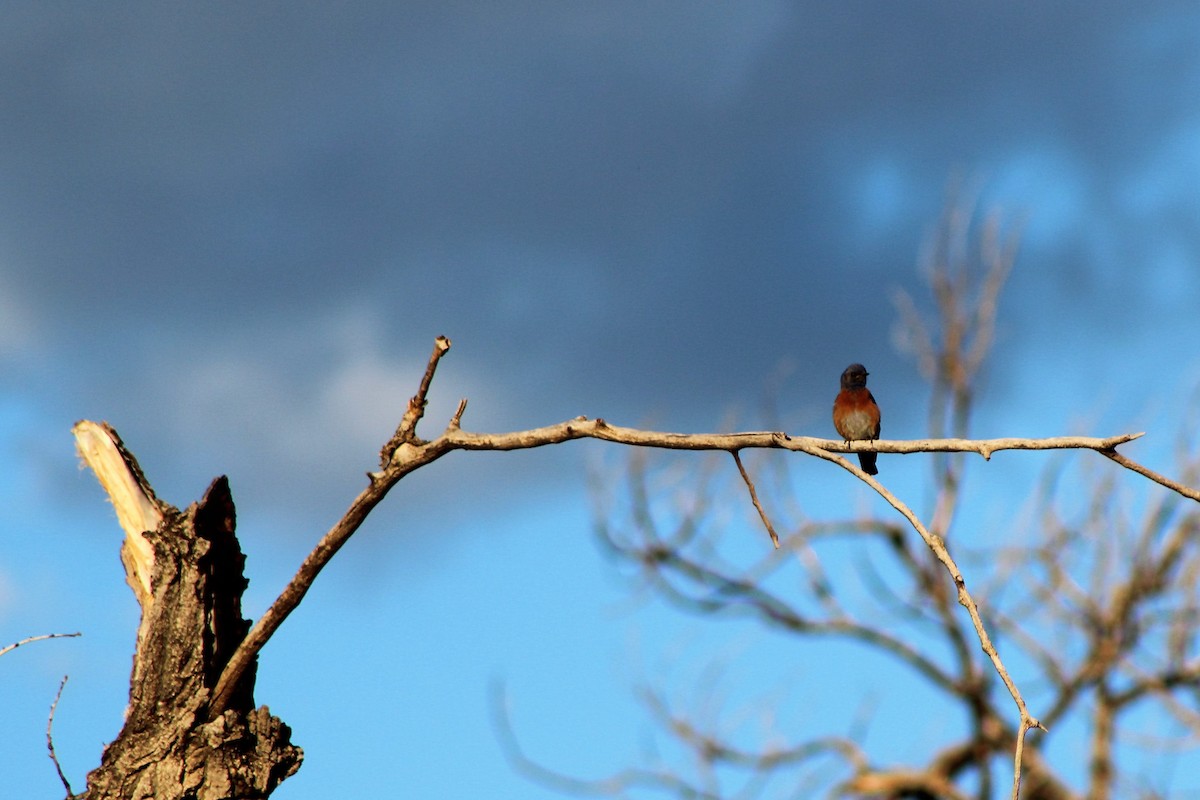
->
[[442, 423, 1144, 460], [378, 334, 452, 465], [731, 451, 779, 548], [193, 320, 1196, 796], [809, 452, 1042, 702], [1101, 447, 1200, 503], [600, 514, 964, 695], [448, 397, 468, 430], [206, 333, 1181, 722], [47, 675, 73, 798], [800, 445, 1045, 798], [551, 198, 1191, 799], [1011, 718, 1037, 800], [0, 632, 81, 659], [207, 446, 423, 717], [210, 337, 452, 717]]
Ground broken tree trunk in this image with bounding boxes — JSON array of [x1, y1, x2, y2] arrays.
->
[[73, 421, 302, 799]]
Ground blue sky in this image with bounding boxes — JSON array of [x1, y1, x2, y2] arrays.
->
[[3, 4, 1200, 797]]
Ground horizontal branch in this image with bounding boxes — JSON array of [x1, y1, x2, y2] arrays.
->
[[212, 427, 1150, 715], [437, 418, 1143, 460], [207, 341, 1172, 721]]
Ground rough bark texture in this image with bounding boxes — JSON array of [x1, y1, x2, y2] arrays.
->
[[79, 472, 302, 799]]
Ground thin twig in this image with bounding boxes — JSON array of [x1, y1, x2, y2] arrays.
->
[[448, 397, 468, 430], [209, 338, 455, 718], [378, 334, 452, 465], [1011, 719, 1038, 800], [0, 632, 81, 659], [47, 675, 73, 798], [732, 450, 780, 548], [1101, 448, 1200, 502]]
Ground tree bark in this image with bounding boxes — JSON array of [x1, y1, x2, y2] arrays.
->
[[74, 422, 301, 799]]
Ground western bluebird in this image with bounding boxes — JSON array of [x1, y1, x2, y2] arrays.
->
[[832, 363, 881, 475]]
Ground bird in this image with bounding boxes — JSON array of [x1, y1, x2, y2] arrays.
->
[[832, 363, 881, 475]]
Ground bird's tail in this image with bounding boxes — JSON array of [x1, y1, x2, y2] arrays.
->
[[858, 451, 878, 476]]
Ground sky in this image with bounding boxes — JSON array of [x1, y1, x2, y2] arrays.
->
[[3, 3, 1200, 797]]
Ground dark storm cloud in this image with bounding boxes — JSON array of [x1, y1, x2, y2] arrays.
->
[[2, 3, 1198, 518], [9, 10, 1200, 799]]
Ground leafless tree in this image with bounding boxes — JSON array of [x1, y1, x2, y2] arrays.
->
[[497, 198, 1200, 799], [29, 197, 1196, 798]]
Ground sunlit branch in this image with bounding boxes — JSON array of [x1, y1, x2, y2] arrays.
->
[[0, 632, 82, 659], [805, 445, 1045, 799], [1102, 447, 1200, 503], [207, 334, 1192, 768], [731, 450, 780, 548]]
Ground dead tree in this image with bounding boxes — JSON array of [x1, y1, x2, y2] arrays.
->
[[504, 202, 1200, 799], [50, 205, 1197, 799], [70, 428, 301, 800]]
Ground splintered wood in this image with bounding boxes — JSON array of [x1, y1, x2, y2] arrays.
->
[[73, 420, 162, 609]]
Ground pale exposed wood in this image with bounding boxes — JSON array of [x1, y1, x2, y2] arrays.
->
[[72, 455, 301, 799], [73, 420, 164, 610]]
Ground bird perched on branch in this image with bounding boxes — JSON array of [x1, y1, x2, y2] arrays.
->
[[832, 363, 881, 475]]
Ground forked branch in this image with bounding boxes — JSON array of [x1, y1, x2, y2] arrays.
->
[[196, 336, 1191, 800]]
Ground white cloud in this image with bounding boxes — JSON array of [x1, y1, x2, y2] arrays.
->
[[160, 308, 497, 479]]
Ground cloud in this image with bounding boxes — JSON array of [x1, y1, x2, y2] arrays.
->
[[0, 274, 35, 360], [4, 3, 1200, 531], [160, 308, 454, 471]]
